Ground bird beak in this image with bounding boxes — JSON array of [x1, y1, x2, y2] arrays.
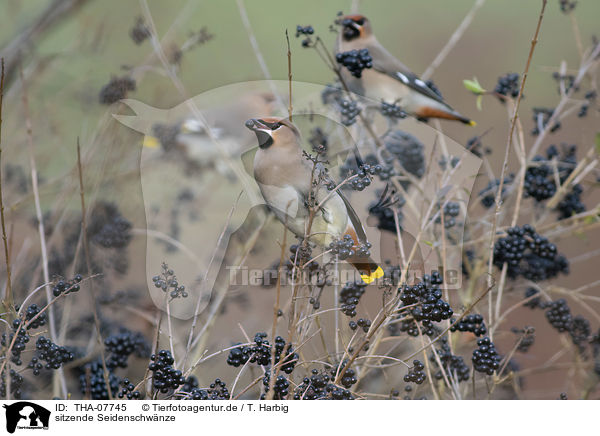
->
[[245, 118, 270, 133], [245, 118, 274, 149]]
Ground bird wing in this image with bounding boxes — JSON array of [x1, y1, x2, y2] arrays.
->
[[316, 164, 368, 243], [338, 190, 368, 243], [368, 43, 449, 107]]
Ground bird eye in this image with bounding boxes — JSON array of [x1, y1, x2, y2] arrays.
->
[[356, 18, 365, 25], [272, 122, 282, 130]]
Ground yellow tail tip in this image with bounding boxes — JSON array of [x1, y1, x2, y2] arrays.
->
[[468, 120, 477, 127], [143, 135, 160, 148], [360, 266, 384, 284]]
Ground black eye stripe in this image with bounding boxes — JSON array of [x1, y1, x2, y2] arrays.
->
[[258, 119, 282, 130]]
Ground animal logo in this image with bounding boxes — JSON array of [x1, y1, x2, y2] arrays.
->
[[3, 402, 51, 433]]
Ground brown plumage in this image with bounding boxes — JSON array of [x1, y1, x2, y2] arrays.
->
[[336, 15, 475, 125], [246, 117, 383, 283]]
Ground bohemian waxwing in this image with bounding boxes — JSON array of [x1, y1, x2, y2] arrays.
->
[[246, 116, 383, 284]]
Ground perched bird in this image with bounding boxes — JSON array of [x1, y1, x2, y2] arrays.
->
[[335, 14, 475, 125], [246, 116, 384, 284]]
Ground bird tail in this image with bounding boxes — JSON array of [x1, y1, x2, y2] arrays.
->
[[416, 106, 476, 126], [348, 258, 384, 284]]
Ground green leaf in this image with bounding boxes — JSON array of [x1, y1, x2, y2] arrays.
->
[[423, 240, 433, 247], [595, 133, 600, 155], [463, 77, 485, 95], [476, 95, 483, 111]]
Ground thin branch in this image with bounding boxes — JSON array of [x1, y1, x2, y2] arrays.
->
[[235, 0, 287, 112], [0, 58, 13, 314], [20, 62, 67, 397], [422, 0, 486, 80], [486, 0, 547, 332], [285, 29, 293, 121]]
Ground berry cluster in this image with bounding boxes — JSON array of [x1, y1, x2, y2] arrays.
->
[[336, 49, 373, 78], [295, 24, 314, 47], [130, 16, 150, 45], [466, 135, 491, 158], [511, 326, 536, 353], [268, 243, 322, 289], [288, 243, 313, 268], [52, 274, 82, 297], [380, 101, 407, 120], [531, 107, 560, 135], [339, 16, 360, 40], [450, 314, 487, 337], [118, 378, 142, 399], [383, 130, 426, 180], [339, 280, 367, 317], [569, 316, 591, 351], [308, 127, 328, 155], [493, 225, 569, 281], [99, 75, 136, 105], [262, 372, 289, 399], [152, 262, 188, 299], [32, 336, 74, 373], [348, 163, 386, 191], [338, 154, 392, 190], [559, 0, 577, 14], [556, 184, 585, 220], [0, 369, 24, 399], [104, 329, 149, 370], [184, 377, 230, 400], [333, 360, 357, 389], [294, 369, 354, 400], [404, 360, 426, 384], [149, 350, 185, 393], [226, 333, 298, 374], [27, 356, 43, 376], [472, 337, 501, 375], [494, 73, 520, 100], [295, 25, 314, 36], [336, 98, 361, 126], [79, 359, 121, 399], [524, 153, 559, 202], [368, 190, 404, 233], [19, 303, 47, 330], [523, 287, 543, 309], [479, 175, 513, 209], [578, 90, 596, 118], [321, 82, 343, 105], [89, 202, 132, 249], [545, 299, 572, 333], [399, 271, 453, 334], [349, 318, 372, 333], [534, 144, 585, 220], [436, 201, 460, 228], [430, 337, 470, 382], [329, 234, 371, 259], [438, 155, 460, 170], [552, 72, 578, 94], [1, 320, 30, 365], [389, 318, 425, 337]]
